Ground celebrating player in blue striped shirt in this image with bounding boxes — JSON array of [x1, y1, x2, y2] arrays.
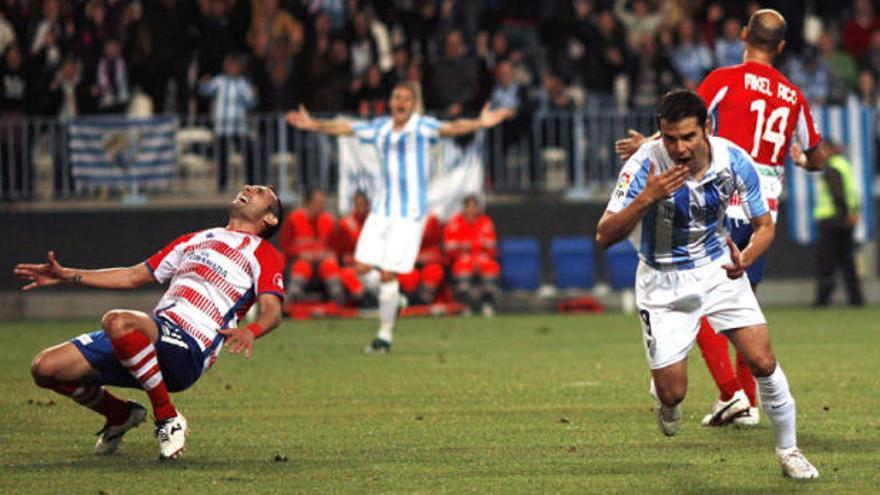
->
[[286, 82, 511, 353], [596, 90, 819, 480]]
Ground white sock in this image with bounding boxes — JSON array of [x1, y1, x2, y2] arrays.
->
[[377, 279, 399, 343], [756, 364, 797, 451]]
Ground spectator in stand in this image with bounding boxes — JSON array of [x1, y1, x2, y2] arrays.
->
[[94, 38, 130, 113], [247, 0, 303, 63], [714, 17, 745, 68], [47, 55, 89, 196], [818, 31, 859, 105], [670, 18, 714, 90], [384, 45, 410, 89], [856, 69, 879, 106], [0, 44, 29, 199], [332, 190, 373, 304], [141, 0, 197, 115], [536, 71, 576, 113], [280, 188, 345, 306], [785, 46, 830, 106], [614, 0, 664, 39], [27, 21, 64, 114], [251, 35, 306, 112], [308, 37, 352, 112], [582, 10, 628, 110], [199, 53, 256, 191], [429, 29, 478, 117], [444, 195, 500, 317], [195, 0, 246, 84], [627, 32, 680, 111], [0, 9, 16, 55], [73, 0, 112, 78], [842, 0, 880, 60], [348, 10, 379, 80], [29, 0, 70, 63], [398, 213, 445, 306], [860, 30, 880, 78], [352, 63, 388, 117]]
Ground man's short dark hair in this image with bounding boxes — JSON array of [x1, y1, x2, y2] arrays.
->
[[261, 187, 283, 239], [304, 187, 324, 203], [656, 90, 707, 128], [463, 194, 480, 207], [746, 9, 787, 53]]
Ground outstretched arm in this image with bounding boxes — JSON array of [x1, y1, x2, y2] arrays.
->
[[439, 104, 514, 137], [285, 104, 355, 136], [218, 293, 283, 358], [14, 251, 155, 291], [595, 162, 689, 249]]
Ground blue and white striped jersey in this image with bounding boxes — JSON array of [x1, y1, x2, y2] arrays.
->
[[606, 136, 769, 270], [199, 75, 255, 136], [352, 113, 441, 220]]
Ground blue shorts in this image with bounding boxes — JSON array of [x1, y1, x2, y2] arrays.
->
[[71, 316, 206, 392], [726, 218, 765, 285]]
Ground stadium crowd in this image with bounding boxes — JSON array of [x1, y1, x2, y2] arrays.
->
[[3, 0, 880, 121], [280, 189, 500, 315]]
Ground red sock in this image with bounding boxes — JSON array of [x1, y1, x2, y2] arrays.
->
[[735, 351, 757, 406], [50, 383, 131, 425], [696, 317, 739, 401], [110, 331, 176, 421]]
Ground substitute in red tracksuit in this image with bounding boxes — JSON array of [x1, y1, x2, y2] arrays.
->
[[398, 213, 445, 305], [443, 195, 500, 315], [279, 189, 344, 304], [331, 190, 371, 302]]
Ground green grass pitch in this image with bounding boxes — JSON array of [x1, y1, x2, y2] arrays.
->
[[1, 307, 879, 493]]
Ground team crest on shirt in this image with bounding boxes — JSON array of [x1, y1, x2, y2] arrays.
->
[[713, 171, 735, 198]]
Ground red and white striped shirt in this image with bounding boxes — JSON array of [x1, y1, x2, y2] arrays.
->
[[146, 227, 285, 357]]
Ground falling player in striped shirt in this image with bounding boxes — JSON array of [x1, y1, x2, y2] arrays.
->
[[597, 90, 819, 480], [286, 82, 512, 353], [16, 185, 285, 460]]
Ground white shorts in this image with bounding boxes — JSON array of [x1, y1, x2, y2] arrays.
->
[[354, 214, 426, 274], [635, 257, 766, 370]]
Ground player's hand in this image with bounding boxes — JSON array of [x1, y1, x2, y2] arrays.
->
[[721, 237, 747, 279], [641, 161, 689, 203], [13, 251, 69, 291], [790, 143, 808, 169], [218, 327, 255, 358], [479, 103, 514, 129], [615, 129, 646, 161], [285, 104, 316, 131]]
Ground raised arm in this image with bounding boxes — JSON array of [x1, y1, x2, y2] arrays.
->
[[286, 104, 355, 136], [439, 104, 513, 137], [595, 162, 689, 249], [14, 251, 155, 291], [615, 130, 659, 161]]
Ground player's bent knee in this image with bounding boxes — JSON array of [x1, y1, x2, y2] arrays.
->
[[101, 310, 141, 339], [656, 385, 686, 406], [30, 350, 60, 387]]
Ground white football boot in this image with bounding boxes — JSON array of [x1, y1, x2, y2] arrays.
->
[[701, 389, 750, 426], [777, 447, 820, 480], [732, 406, 761, 426], [94, 401, 147, 455], [156, 413, 188, 460], [650, 380, 681, 437]]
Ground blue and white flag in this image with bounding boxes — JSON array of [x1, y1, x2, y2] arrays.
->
[[70, 116, 177, 189], [786, 99, 875, 244], [338, 128, 485, 221]]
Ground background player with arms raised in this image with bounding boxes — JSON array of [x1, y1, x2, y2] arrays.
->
[[616, 9, 827, 427], [286, 82, 511, 353]]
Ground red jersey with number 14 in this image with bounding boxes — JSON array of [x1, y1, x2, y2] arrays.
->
[[696, 61, 822, 220]]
